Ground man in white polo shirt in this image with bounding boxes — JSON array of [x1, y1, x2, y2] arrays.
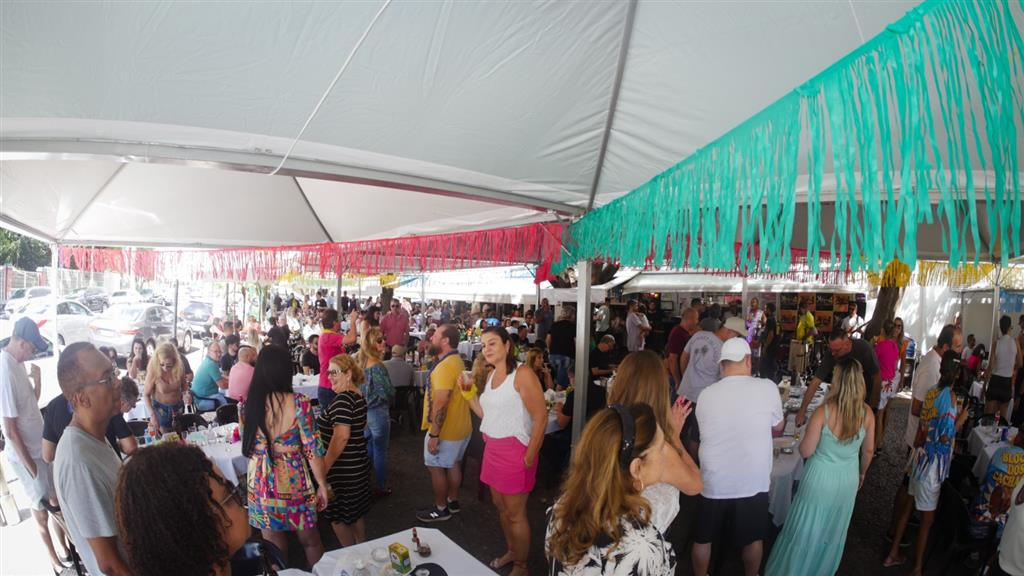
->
[[693, 337, 784, 576]]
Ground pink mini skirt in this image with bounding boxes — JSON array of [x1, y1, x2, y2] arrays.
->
[[480, 434, 537, 494]]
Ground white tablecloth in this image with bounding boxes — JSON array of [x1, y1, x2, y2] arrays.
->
[[457, 341, 481, 359], [127, 401, 150, 421], [768, 438, 805, 527], [968, 426, 1019, 458], [201, 442, 248, 485], [970, 380, 985, 400], [545, 409, 563, 435], [413, 371, 429, 389], [311, 528, 497, 576]]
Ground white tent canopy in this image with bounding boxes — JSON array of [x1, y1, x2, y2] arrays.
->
[[1, 1, 928, 248]]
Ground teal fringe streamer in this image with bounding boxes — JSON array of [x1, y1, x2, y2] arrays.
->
[[556, 0, 1024, 275]]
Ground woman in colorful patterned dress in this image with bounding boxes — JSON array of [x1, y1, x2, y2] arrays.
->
[[242, 345, 329, 568], [318, 353, 372, 545]]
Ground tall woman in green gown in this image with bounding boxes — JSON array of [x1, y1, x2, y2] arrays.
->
[[766, 359, 876, 576]]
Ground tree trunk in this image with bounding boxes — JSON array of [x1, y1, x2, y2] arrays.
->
[[381, 287, 394, 310], [862, 286, 902, 341]]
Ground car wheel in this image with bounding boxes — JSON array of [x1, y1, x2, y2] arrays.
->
[[183, 331, 193, 353], [146, 339, 156, 356]]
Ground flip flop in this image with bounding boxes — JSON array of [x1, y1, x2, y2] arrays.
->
[[489, 554, 513, 570], [882, 556, 906, 568]]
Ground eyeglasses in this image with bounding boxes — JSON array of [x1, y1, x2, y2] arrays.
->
[[93, 370, 118, 389], [326, 369, 342, 376], [218, 480, 246, 508], [160, 362, 175, 369]]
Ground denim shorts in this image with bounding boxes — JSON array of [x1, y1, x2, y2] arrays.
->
[[153, 400, 185, 429], [423, 434, 470, 469]]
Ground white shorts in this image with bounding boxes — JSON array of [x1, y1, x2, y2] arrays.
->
[[423, 434, 471, 469], [909, 460, 942, 512], [878, 377, 898, 410], [6, 455, 53, 511]]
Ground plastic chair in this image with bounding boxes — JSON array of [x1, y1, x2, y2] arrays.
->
[[40, 499, 86, 576], [216, 403, 239, 425], [230, 536, 288, 576], [126, 419, 149, 437], [925, 481, 993, 573], [176, 413, 208, 431]]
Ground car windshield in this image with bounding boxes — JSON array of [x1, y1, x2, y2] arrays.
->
[[9, 289, 26, 299], [23, 301, 51, 315], [102, 305, 144, 321]]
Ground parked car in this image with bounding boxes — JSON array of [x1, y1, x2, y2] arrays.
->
[[181, 300, 215, 342], [109, 289, 142, 306], [69, 287, 109, 312], [88, 304, 193, 357], [13, 299, 94, 347], [3, 286, 52, 317], [0, 334, 58, 408]]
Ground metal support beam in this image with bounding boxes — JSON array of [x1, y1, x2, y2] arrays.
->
[[572, 260, 593, 446], [50, 243, 59, 350], [585, 0, 638, 212], [2, 138, 585, 217]]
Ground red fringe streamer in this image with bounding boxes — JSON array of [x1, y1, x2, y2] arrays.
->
[[59, 223, 567, 283]]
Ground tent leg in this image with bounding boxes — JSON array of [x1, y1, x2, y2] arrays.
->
[[50, 243, 59, 350], [572, 260, 592, 447], [336, 273, 343, 309], [173, 280, 180, 345]]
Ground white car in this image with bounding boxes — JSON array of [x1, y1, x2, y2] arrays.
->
[[13, 299, 95, 347], [3, 286, 52, 317], [109, 289, 142, 306]]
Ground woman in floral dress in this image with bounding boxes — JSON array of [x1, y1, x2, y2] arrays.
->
[[242, 345, 329, 568]]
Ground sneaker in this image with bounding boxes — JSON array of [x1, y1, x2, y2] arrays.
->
[[416, 507, 452, 523], [447, 500, 461, 514]]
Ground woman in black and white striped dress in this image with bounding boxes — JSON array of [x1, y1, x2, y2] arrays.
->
[[317, 353, 371, 545]]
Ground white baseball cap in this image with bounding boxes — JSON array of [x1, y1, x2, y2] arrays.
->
[[723, 316, 747, 336], [720, 337, 751, 363]]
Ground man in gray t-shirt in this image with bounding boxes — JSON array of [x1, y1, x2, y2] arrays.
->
[[53, 343, 131, 576], [678, 318, 747, 401]]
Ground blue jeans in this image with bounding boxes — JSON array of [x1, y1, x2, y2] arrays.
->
[[193, 392, 226, 412], [365, 405, 391, 490], [549, 354, 572, 389], [317, 387, 337, 410]]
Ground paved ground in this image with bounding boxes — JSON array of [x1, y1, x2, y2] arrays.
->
[[0, 392, 973, 575]]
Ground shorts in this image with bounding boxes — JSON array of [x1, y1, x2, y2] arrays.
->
[[989, 375, 1013, 404], [693, 492, 770, 547], [878, 377, 897, 410], [7, 455, 53, 511], [153, 399, 186, 429], [481, 435, 537, 494], [909, 461, 942, 512], [423, 434, 470, 469], [787, 340, 808, 374]]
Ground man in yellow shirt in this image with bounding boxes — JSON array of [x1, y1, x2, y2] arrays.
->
[[789, 299, 817, 376], [416, 324, 471, 523]]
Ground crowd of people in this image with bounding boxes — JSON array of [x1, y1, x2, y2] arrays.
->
[[2, 288, 1023, 575]]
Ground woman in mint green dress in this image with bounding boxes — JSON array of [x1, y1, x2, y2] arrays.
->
[[766, 359, 876, 576]]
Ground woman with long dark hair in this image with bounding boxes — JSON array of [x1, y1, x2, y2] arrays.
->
[[127, 337, 149, 380], [546, 404, 676, 575], [242, 345, 329, 567], [460, 326, 547, 576], [116, 443, 251, 576]]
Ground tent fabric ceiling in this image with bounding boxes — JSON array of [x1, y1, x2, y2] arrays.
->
[[1, 1, 921, 247]]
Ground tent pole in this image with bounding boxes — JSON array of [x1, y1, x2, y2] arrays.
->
[[173, 280, 180, 346], [336, 272, 343, 310], [992, 267, 1002, 350], [741, 276, 749, 315], [572, 260, 592, 447], [50, 242, 59, 350]]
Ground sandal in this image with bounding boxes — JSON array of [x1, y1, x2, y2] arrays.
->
[[882, 555, 906, 568], [489, 553, 514, 570]]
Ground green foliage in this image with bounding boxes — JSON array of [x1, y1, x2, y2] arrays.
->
[[0, 229, 51, 271]]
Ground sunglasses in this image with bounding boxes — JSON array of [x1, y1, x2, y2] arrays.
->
[[160, 362, 175, 369], [375, 338, 385, 344], [218, 480, 246, 508], [326, 369, 343, 377]]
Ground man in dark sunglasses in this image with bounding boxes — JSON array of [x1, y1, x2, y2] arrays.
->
[[381, 300, 410, 360]]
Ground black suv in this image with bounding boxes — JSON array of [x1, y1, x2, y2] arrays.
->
[[72, 287, 109, 312]]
